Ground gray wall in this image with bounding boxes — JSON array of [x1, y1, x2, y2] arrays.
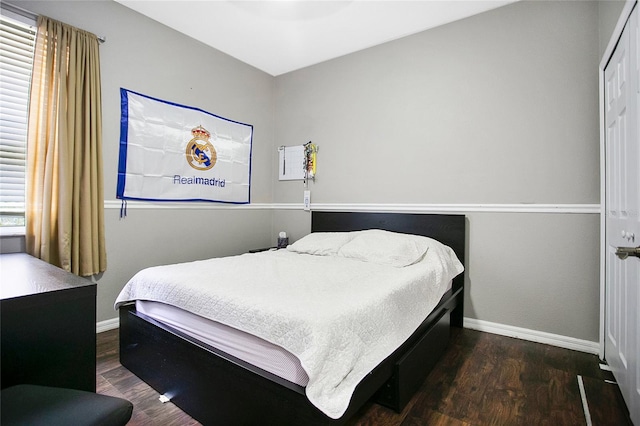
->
[[599, 0, 628, 58], [17, 0, 276, 322], [0, 234, 25, 254], [274, 0, 600, 205], [272, 0, 609, 342]]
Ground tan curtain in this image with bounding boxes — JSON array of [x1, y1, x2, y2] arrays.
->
[[26, 16, 106, 276]]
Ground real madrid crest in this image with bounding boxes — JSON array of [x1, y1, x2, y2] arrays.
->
[[186, 125, 217, 171]]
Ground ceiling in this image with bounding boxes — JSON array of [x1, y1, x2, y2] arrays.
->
[[115, 0, 516, 76]]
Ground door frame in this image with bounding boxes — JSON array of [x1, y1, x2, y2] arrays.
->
[[599, 0, 637, 360]]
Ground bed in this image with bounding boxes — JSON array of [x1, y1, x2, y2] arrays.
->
[[117, 211, 466, 425]]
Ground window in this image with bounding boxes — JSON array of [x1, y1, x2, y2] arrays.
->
[[0, 13, 35, 228]]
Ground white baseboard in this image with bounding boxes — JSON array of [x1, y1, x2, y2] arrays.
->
[[96, 315, 599, 355], [464, 317, 600, 355], [96, 317, 119, 333]]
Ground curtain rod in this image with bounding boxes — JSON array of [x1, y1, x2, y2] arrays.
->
[[1, 2, 106, 43]]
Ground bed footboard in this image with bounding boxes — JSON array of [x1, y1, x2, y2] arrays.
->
[[120, 305, 391, 425], [119, 287, 459, 424]]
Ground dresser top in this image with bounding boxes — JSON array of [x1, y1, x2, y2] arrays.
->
[[0, 253, 94, 300]]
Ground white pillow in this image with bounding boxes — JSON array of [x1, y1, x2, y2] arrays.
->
[[337, 229, 430, 267], [286, 232, 355, 256]]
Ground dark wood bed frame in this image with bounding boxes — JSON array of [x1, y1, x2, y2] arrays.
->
[[119, 211, 466, 425]]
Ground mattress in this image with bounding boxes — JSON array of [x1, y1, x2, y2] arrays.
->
[[136, 276, 455, 388], [136, 300, 310, 386]]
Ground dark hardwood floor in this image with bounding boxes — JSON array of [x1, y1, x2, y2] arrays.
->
[[96, 327, 632, 425]]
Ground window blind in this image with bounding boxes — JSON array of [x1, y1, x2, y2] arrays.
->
[[0, 15, 35, 226]]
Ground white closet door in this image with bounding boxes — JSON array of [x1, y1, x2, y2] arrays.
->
[[631, 7, 640, 424], [604, 6, 640, 425]]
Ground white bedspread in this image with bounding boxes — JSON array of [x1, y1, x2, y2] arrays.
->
[[115, 245, 463, 419]]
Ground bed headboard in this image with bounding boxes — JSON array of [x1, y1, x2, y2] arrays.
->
[[311, 211, 466, 268]]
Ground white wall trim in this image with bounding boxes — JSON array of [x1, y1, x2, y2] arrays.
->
[[96, 317, 119, 333], [308, 203, 600, 214], [104, 200, 274, 210], [0, 225, 25, 236], [464, 317, 600, 355], [105, 200, 600, 214]]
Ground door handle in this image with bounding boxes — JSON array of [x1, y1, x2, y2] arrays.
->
[[616, 246, 640, 260]]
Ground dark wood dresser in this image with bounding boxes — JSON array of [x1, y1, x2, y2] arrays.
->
[[1, 253, 97, 392]]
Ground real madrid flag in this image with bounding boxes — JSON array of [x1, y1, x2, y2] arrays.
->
[[117, 89, 252, 204]]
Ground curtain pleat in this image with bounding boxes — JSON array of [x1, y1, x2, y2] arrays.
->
[[26, 16, 106, 276]]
